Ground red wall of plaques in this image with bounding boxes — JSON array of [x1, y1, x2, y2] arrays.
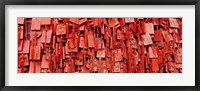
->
[[18, 18, 182, 73]]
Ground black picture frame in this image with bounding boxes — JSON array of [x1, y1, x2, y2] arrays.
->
[[0, 0, 199, 91]]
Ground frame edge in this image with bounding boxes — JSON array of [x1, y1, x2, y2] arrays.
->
[[195, 0, 200, 89]]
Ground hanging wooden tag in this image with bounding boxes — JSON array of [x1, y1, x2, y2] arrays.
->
[[21, 40, 30, 54], [35, 45, 41, 60], [79, 25, 85, 31], [144, 23, 154, 34], [162, 30, 172, 42], [114, 49, 123, 62], [46, 30, 52, 43], [41, 30, 52, 43], [18, 18, 25, 25], [40, 28, 46, 42], [23, 54, 29, 66], [125, 18, 134, 23], [64, 61, 69, 73], [41, 55, 49, 69], [88, 30, 95, 48], [29, 61, 34, 73], [113, 62, 120, 73], [41, 18, 51, 25], [175, 49, 182, 63], [31, 18, 41, 30], [130, 37, 138, 49], [101, 24, 105, 35], [141, 33, 153, 46], [93, 58, 98, 72], [116, 29, 122, 40], [79, 36, 86, 48], [29, 45, 34, 60], [67, 38, 78, 53], [110, 18, 120, 28], [18, 40, 23, 51], [97, 37, 102, 49], [96, 49, 106, 58], [56, 24, 66, 35], [18, 26, 24, 39], [151, 59, 159, 72], [148, 46, 158, 58], [79, 18, 87, 25], [35, 61, 41, 73], [92, 18, 98, 27], [169, 18, 179, 28], [69, 18, 79, 25], [153, 30, 162, 41]]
